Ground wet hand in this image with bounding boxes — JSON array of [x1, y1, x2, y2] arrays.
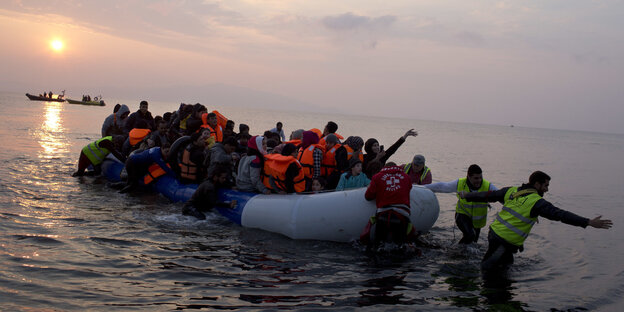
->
[[588, 216, 613, 229]]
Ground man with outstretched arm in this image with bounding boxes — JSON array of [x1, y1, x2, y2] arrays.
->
[[459, 170, 613, 271]]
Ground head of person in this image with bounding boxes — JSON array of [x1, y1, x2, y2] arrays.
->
[[162, 112, 172, 123], [311, 177, 326, 192], [301, 130, 320, 149], [276, 122, 283, 131], [323, 121, 338, 136], [266, 138, 279, 153], [324, 133, 338, 149], [529, 170, 551, 196], [411, 154, 425, 172], [349, 158, 363, 176], [364, 138, 380, 154], [239, 123, 250, 134], [226, 120, 235, 131], [211, 165, 230, 185], [290, 129, 304, 141], [344, 136, 364, 152], [207, 112, 218, 127], [194, 103, 207, 118], [280, 143, 298, 157], [223, 136, 238, 154], [238, 133, 251, 147], [247, 135, 267, 156], [191, 131, 206, 148], [139, 100, 148, 114], [467, 164, 483, 188], [157, 120, 168, 133], [113, 103, 121, 114], [386, 161, 398, 167], [223, 127, 234, 139]]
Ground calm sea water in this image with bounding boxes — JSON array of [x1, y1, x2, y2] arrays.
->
[[0, 91, 622, 311]]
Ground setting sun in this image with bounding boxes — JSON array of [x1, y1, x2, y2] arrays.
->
[[50, 39, 64, 52]]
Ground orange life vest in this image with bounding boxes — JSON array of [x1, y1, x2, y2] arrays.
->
[[321, 143, 341, 177], [201, 113, 224, 142], [143, 163, 171, 184], [319, 133, 344, 146], [129, 128, 151, 146], [212, 110, 228, 129], [283, 139, 301, 146], [262, 154, 306, 193], [179, 148, 198, 181], [345, 145, 364, 162], [297, 143, 325, 178]]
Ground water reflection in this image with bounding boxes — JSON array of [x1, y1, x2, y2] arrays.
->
[[37, 102, 69, 158]]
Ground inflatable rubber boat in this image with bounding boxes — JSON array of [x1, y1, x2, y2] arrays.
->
[[101, 158, 440, 243]]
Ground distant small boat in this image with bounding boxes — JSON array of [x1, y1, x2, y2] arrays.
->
[[66, 98, 106, 106], [25, 93, 65, 102]]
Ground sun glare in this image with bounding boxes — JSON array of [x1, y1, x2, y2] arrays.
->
[[50, 39, 64, 52]]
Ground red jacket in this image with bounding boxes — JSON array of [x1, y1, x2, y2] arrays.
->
[[365, 165, 412, 208]]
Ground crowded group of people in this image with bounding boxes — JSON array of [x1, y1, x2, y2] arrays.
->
[[73, 100, 613, 271]]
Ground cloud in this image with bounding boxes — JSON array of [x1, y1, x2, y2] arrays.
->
[[322, 12, 396, 32], [454, 31, 486, 47]]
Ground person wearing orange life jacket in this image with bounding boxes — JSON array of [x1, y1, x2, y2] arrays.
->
[[120, 144, 175, 193], [178, 131, 209, 184], [402, 154, 432, 185], [321, 134, 341, 178], [297, 131, 325, 188], [201, 112, 223, 143], [72, 135, 126, 177], [327, 136, 364, 190], [262, 143, 306, 194], [284, 128, 304, 147], [319, 121, 344, 146], [212, 110, 228, 129]]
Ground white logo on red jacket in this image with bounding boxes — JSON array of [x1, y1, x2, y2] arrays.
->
[[382, 172, 405, 191]]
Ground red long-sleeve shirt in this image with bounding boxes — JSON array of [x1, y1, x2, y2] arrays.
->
[[365, 166, 412, 208]]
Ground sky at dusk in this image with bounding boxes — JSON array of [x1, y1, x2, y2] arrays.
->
[[1, 1, 623, 134]]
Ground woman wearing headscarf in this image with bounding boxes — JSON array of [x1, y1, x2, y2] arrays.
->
[[236, 136, 271, 194], [363, 129, 418, 178], [326, 136, 364, 190]]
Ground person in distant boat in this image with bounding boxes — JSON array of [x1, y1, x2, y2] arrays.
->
[[124, 100, 155, 133], [270, 122, 286, 142], [425, 164, 498, 245], [236, 136, 271, 194], [336, 158, 371, 191], [362, 162, 418, 249], [459, 171, 613, 271], [182, 165, 237, 220], [72, 135, 126, 177], [101, 104, 130, 137], [120, 144, 175, 193], [402, 154, 432, 185], [363, 129, 418, 178]]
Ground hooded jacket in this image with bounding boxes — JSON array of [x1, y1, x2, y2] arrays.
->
[[236, 136, 269, 193], [101, 104, 130, 137]]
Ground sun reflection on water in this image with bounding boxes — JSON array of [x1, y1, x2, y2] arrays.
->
[[37, 102, 69, 158]]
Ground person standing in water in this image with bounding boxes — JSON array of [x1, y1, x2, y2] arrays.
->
[[460, 170, 613, 271]]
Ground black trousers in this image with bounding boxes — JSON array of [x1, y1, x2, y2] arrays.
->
[[481, 229, 518, 271], [455, 213, 481, 244], [374, 211, 409, 246]]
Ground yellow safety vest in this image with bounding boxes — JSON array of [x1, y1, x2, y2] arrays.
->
[[82, 136, 112, 165], [490, 187, 541, 246], [456, 178, 491, 228]]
